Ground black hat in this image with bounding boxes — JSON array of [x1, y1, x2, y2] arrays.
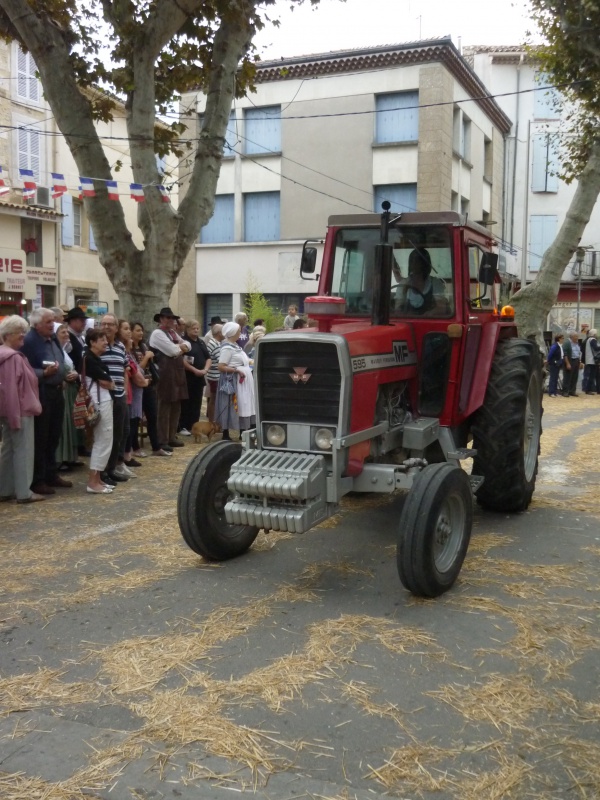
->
[[210, 315, 223, 325], [153, 306, 180, 322], [66, 307, 88, 321]]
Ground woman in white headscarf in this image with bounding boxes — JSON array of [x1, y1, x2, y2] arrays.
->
[[214, 321, 255, 440]]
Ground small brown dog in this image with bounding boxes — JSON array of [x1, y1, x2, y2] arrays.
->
[[191, 420, 221, 442]]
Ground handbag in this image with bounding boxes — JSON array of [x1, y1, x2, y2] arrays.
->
[[219, 373, 236, 395], [73, 359, 101, 429]]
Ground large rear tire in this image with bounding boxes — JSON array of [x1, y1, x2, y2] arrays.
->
[[471, 338, 542, 512], [397, 463, 473, 597], [177, 441, 259, 560]]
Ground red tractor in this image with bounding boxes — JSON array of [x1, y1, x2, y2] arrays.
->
[[178, 205, 543, 597]]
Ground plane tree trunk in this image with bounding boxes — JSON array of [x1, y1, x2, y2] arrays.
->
[[511, 140, 600, 342], [0, 0, 255, 328]]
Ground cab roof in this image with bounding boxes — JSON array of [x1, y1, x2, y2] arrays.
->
[[328, 211, 493, 239]]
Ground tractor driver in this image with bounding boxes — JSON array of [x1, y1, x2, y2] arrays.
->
[[398, 248, 446, 316]]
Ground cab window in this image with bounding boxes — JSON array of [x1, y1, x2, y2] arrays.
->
[[468, 244, 498, 311]]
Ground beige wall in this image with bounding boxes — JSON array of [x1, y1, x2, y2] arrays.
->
[[280, 93, 374, 239], [417, 65, 454, 211]]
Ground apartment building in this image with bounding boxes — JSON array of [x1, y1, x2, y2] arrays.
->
[[179, 37, 511, 325], [466, 45, 600, 333]]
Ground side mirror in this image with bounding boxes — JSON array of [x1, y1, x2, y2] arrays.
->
[[478, 252, 498, 285], [300, 246, 317, 276]]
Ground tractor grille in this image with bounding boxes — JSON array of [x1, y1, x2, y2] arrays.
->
[[257, 340, 341, 426]]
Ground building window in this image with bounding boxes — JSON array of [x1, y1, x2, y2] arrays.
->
[[199, 111, 239, 156], [373, 184, 417, 214], [205, 294, 233, 326], [18, 127, 41, 183], [16, 47, 40, 103], [461, 196, 470, 216], [224, 112, 239, 155], [21, 219, 43, 267], [375, 91, 418, 143], [73, 201, 82, 246], [244, 192, 280, 242], [453, 108, 471, 160], [533, 73, 559, 120], [529, 215, 557, 271], [531, 133, 559, 193], [244, 106, 281, 155], [484, 137, 493, 180], [200, 195, 235, 243]]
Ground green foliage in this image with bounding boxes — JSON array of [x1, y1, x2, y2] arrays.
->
[[244, 278, 284, 332], [528, 0, 600, 179]]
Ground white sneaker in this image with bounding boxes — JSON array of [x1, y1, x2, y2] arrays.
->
[[115, 464, 137, 478], [179, 428, 192, 436]]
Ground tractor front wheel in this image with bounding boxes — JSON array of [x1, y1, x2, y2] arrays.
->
[[177, 441, 259, 560], [471, 339, 543, 512], [397, 463, 473, 597]]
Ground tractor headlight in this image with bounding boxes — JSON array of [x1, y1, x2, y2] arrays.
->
[[266, 424, 287, 447], [313, 427, 334, 451]]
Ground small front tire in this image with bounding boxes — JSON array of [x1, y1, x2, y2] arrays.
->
[[177, 441, 259, 560], [397, 463, 473, 597]]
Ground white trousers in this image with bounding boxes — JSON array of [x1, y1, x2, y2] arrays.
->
[[89, 398, 114, 472], [0, 416, 35, 500]]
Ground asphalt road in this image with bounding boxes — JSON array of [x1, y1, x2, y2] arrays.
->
[[1, 396, 599, 800]]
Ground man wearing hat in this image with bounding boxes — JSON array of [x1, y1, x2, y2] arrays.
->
[[204, 315, 223, 343], [66, 307, 88, 374], [149, 307, 191, 449]]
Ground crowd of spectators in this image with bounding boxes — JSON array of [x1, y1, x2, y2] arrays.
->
[[0, 305, 265, 503]]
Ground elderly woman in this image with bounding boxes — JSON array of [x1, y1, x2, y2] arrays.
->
[[180, 319, 211, 435], [215, 321, 255, 440], [234, 312, 251, 350], [0, 316, 44, 503], [55, 323, 81, 470]]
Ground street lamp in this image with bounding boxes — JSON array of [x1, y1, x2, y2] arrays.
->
[[575, 247, 586, 332]]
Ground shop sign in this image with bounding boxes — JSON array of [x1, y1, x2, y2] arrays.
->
[[5, 276, 25, 291], [25, 267, 56, 285], [0, 257, 23, 274]]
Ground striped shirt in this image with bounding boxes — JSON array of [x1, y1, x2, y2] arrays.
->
[[206, 338, 221, 382], [99, 340, 127, 398]]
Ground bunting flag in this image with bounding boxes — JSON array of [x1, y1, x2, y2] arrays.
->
[[51, 172, 67, 198], [106, 180, 119, 201], [19, 168, 36, 198], [77, 185, 83, 200], [130, 183, 145, 202], [0, 166, 10, 196], [157, 184, 170, 203], [80, 177, 95, 197]]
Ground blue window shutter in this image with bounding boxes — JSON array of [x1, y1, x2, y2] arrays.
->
[[244, 192, 280, 242], [532, 134, 559, 193], [546, 135, 559, 192], [529, 215, 557, 271], [375, 92, 419, 143], [89, 222, 97, 251], [244, 106, 281, 154], [374, 184, 417, 214], [62, 193, 74, 246], [533, 73, 559, 119], [200, 195, 235, 243]]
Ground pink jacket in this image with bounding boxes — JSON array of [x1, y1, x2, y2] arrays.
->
[[0, 345, 42, 429]]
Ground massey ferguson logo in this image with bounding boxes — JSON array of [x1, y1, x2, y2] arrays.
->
[[290, 366, 311, 384]]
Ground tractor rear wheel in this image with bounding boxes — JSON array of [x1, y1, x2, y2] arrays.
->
[[471, 338, 542, 512], [177, 441, 259, 560], [397, 463, 473, 597]]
